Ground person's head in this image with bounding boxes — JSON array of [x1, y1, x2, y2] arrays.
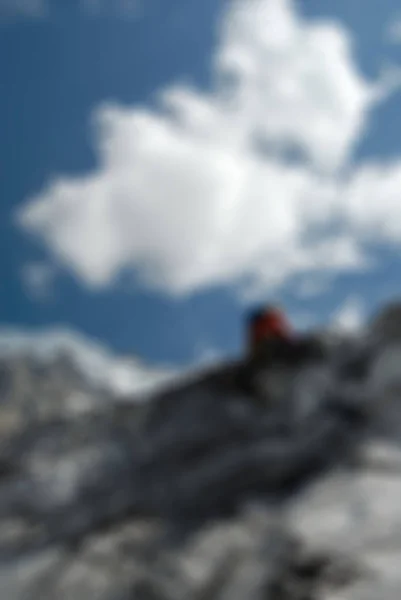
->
[[247, 304, 280, 323]]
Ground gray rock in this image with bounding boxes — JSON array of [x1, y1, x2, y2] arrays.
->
[[1, 305, 401, 598]]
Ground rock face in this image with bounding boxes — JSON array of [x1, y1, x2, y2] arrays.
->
[[370, 301, 401, 343], [1, 305, 401, 599]]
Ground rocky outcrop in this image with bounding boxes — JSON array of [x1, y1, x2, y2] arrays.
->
[[1, 304, 401, 598], [370, 301, 401, 343]]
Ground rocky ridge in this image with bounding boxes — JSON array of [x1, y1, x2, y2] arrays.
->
[[1, 303, 401, 598]]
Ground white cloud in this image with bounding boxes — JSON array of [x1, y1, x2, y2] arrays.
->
[[21, 262, 56, 301], [17, 0, 397, 300], [192, 341, 225, 367], [331, 295, 365, 334], [386, 15, 401, 44], [341, 160, 401, 242], [0, 326, 181, 398], [216, 0, 376, 171]]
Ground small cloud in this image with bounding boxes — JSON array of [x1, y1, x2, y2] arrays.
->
[[331, 296, 365, 334], [386, 16, 401, 44], [193, 343, 224, 367], [21, 261, 56, 301]]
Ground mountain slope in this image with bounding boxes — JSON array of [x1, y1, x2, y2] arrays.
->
[[1, 304, 401, 598]]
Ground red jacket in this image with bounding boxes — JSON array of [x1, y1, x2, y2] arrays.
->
[[249, 308, 292, 351]]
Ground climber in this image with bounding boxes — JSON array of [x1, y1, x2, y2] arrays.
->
[[237, 304, 327, 404], [235, 305, 293, 402], [246, 305, 293, 358], [246, 304, 327, 366]]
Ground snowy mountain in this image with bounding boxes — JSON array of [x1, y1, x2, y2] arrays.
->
[[0, 327, 183, 440]]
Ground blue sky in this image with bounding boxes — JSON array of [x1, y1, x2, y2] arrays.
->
[[2, 0, 401, 370]]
